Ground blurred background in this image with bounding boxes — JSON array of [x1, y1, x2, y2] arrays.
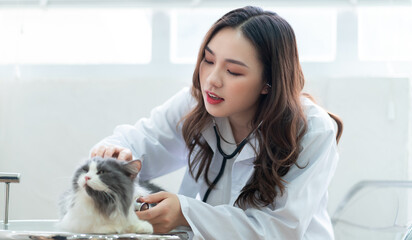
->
[[0, 0, 411, 239]]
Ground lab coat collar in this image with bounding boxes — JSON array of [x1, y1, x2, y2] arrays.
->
[[235, 135, 259, 162], [201, 117, 258, 162], [201, 117, 236, 155]]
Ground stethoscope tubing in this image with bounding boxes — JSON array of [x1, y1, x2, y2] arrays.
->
[[202, 125, 249, 203]]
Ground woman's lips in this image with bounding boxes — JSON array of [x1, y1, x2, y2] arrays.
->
[[205, 91, 224, 104]]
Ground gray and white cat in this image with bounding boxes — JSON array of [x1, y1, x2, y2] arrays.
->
[[58, 156, 154, 234]]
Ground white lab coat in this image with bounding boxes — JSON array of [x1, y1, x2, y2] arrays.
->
[[94, 87, 339, 240]]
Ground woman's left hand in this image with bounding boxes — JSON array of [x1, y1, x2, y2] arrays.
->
[[136, 191, 189, 233]]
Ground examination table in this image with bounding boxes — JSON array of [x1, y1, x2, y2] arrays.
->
[[1, 172, 188, 240]]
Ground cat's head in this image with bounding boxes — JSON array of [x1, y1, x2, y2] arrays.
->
[[72, 156, 141, 216]]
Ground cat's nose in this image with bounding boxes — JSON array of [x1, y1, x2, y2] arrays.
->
[[85, 176, 91, 182]]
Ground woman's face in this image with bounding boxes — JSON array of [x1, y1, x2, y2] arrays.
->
[[199, 27, 268, 126]]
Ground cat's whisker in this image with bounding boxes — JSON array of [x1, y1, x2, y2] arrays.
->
[[104, 192, 116, 203]]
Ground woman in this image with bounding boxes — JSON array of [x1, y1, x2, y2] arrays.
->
[[91, 6, 343, 239]]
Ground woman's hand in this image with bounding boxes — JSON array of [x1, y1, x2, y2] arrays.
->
[[90, 145, 133, 161], [136, 192, 189, 233]]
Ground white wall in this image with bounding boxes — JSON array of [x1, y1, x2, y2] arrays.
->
[[304, 77, 412, 212], [0, 77, 190, 219]]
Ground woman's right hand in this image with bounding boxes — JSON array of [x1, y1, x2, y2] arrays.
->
[[90, 145, 133, 161]]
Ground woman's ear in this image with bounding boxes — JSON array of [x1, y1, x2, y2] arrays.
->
[[261, 83, 271, 94]]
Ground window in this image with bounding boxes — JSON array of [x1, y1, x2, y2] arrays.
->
[[170, 8, 230, 64], [276, 7, 337, 62], [358, 6, 412, 61], [0, 8, 152, 64], [170, 7, 337, 63]]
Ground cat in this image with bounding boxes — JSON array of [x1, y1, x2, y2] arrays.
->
[[58, 156, 154, 234]]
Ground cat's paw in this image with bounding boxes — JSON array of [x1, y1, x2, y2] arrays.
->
[[134, 220, 153, 234]]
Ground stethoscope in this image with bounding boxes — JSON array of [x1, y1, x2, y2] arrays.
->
[[135, 119, 262, 208], [134, 120, 252, 210], [202, 119, 262, 203]]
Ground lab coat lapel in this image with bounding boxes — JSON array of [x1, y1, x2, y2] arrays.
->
[[215, 117, 238, 154], [201, 117, 237, 155], [229, 135, 259, 205], [200, 120, 216, 153], [201, 118, 260, 205], [235, 132, 259, 163]]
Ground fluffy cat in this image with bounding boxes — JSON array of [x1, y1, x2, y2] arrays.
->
[[58, 156, 154, 234]]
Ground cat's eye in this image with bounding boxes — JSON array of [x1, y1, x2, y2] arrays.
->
[[96, 170, 105, 175], [82, 166, 89, 172]]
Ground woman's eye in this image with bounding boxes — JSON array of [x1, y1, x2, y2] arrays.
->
[[203, 58, 213, 64], [227, 69, 242, 76]]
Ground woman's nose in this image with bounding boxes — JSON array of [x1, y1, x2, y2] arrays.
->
[[206, 68, 223, 88]]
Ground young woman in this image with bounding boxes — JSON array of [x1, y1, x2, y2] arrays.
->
[[91, 6, 343, 239]]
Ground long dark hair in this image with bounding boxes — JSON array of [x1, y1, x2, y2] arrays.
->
[[181, 6, 343, 209]]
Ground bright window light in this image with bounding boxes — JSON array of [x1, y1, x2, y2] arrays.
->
[[0, 8, 152, 64], [275, 7, 337, 62], [170, 8, 229, 64], [170, 7, 336, 64], [358, 7, 412, 61]]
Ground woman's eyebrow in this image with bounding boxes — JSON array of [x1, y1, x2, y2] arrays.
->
[[225, 58, 248, 68], [205, 46, 215, 55], [205, 46, 249, 68]]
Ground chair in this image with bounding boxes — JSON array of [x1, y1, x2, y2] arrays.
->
[[332, 180, 412, 240], [402, 224, 412, 240]]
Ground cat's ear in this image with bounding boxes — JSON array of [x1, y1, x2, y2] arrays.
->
[[122, 159, 142, 180]]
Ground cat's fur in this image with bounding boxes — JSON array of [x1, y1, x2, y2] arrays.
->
[[58, 157, 153, 234]]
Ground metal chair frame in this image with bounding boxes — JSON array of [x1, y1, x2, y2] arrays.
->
[[0, 172, 20, 225], [332, 180, 412, 239]]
